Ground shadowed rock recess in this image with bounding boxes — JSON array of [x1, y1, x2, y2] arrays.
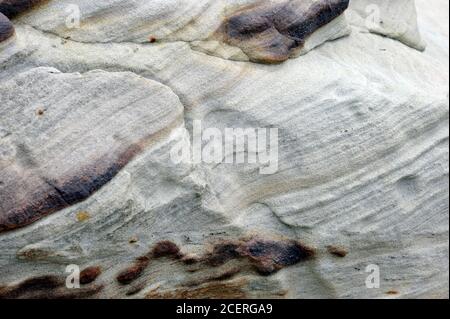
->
[[0, 12, 13, 42], [0, 0, 448, 299], [116, 239, 315, 286], [217, 0, 350, 63], [0, 68, 184, 233]]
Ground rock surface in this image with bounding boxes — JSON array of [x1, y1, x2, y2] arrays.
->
[[0, 0, 448, 299], [0, 67, 183, 233], [348, 0, 426, 51], [0, 12, 14, 43]]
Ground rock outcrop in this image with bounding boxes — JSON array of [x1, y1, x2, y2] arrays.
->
[[0, 0, 448, 299], [0, 12, 14, 43], [348, 0, 426, 51]]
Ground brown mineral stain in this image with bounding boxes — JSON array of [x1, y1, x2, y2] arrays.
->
[[184, 267, 242, 288], [17, 247, 49, 261], [327, 245, 348, 258], [0, 149, 128, 233], [149, 36, 157, 43], [146, 278, 248, 299], [0, 12, 14, 43], [0, 0, 50, 19], [217, 0, 349, 63], [76, 211, 90, 222], [386, 290, 399, 295], [129, 236, 139, 244], [204, 242, 241, 267], [0, 117, 183, 234], [1, 137, 154, 233], [116, 237, 314, 287], [151, 240, 182, 259]]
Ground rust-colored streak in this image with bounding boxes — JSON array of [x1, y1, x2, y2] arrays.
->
[[0, 276, 61, 299], [146, 279, 248, 299], [125, 283, 146, 297], [203, 238, 315, 275], [327, 245, 348, 258], [76, 211, 91, 222], [117, 241, 182, 285], [218, 0, 349, 63], [0, 0, 49, 19], [204, 242, 242, 267], [116, 256, 150, 285], [151, 240, 182, 259], [0, 12, 14, 42], [0, 144, 142, 234]]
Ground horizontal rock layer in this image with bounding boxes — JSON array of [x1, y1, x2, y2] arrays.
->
[[0, 0, 448, 299]]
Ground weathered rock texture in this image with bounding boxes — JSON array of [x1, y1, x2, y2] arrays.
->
[[0, 0, 448, 299], [214, 0, 350, 63], [0, 68, 183, 233], [348, 0, 426, 51], [0, 0, 47, 18]]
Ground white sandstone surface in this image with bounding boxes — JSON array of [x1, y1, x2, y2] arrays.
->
[[0, 0, 448, 299]]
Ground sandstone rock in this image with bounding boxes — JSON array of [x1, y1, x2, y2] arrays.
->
[[11, 0, 352, 63], [213, 0, 350, 63], [348, 0, 426, 51], [0, 67, 184, 233]]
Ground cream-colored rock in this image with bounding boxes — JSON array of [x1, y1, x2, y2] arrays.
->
[[0, 67, 184, 233], [0, 0, 448, 299], [348, 0, 426, 50]]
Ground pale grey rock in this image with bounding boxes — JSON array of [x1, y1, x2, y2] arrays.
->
[[0, 0, 448, 299], [0, 67, 184, 233]]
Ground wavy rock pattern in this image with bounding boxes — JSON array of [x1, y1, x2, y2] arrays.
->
[[0, 0, 448, 299], [0, 12, 13, 43], [0, 1, 48, 45]]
